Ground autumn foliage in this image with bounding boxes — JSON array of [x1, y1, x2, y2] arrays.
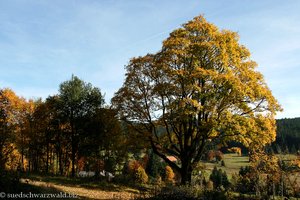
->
[[206, 150, 224, 162], [228, 147, 242, 156], [125, 160, 149, 184], [0, 89, 29, 171], [127, 160, 142, 174], [165, 166, 175, 184], [1, 76, 127, 178], [112, 15, 281, 184], [134, 166, 149, 184]]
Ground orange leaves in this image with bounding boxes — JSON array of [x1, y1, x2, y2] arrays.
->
[[292, 156, 300, 169], [0, 88, 36, 170], [228, 147, 242, 156], [0, 88, 28, 126], [165, 165, 175, 184], [2, 143, 23, 171]]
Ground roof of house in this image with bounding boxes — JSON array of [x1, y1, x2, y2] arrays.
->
[[167, 156, 177, 162]]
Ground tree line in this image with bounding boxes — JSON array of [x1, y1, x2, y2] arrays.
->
[[0, 75, 142, 178], [273, 118, 300, 153]]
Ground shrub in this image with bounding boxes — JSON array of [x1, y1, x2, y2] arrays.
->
[[209, 166, 230, 190], [135, 166, 148, 184], [215, 151, 224, 161], [206, 150, 224, 162], [292, 157, 300, 169], [146, 151, 166, 178], [228, 147, 242, 156], [165, 166, 175, 184], [123, 160, 149, 183], [207, 150, 215, 161], [236, 166, 258, 194], [221, 160, 225, 167], [206, 180, 214, 191], [127, 160, 141, 174], [155, 175, 162, 185]]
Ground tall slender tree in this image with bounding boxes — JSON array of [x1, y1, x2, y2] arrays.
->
[[59, 75, 104, 177]]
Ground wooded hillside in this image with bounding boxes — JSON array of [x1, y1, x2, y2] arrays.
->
[[275, 118, 300, 152]]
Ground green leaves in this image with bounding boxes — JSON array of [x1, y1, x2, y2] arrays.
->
[[59, 75, 104, 118]]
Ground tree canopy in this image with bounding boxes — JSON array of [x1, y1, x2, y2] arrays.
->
[[112, 16, 281, 184]]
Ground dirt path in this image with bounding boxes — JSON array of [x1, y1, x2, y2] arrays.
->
[[20, 178, 139, 199]]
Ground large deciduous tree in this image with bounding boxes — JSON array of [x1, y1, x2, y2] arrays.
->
[[112, 16, 281, 184]]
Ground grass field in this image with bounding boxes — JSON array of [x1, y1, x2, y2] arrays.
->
[[200, 153, 299, 179], [199, 153, 249, 180]]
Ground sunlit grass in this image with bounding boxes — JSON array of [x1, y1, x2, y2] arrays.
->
[[199, 153, 249, 180]]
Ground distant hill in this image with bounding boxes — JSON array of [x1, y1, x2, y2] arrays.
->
[[275, 117, 300, 152]]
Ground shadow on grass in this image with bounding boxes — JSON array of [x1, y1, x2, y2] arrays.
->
[[23, 173, 142, 194], [231, 160, 249, 164], [1, 181, 83, 200]]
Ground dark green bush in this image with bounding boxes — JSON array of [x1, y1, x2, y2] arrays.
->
[[209, 166, 230, 190], [236, 166, 258, 194]]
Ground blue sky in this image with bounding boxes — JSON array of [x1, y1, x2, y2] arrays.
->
[[0, 0, 299, 119]]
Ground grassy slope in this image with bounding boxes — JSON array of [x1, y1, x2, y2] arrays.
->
[[201, 153, 249, 180]]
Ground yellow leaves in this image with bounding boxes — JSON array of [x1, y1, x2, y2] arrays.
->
[[165, 165, 175, 183], [228, 147, 242, 156], [113, 15, 282, 174], [1, 88, 25, 125], [250, 151, 280, 177], [2, 143, 23, 171], [178, 98, 202, 113], [292, 158, 300, 168], [0, 88, 36, 169], [209, 129, 219, 138], [219, 112, 277, 149], [194, 67, 217, 77], [0, 88, 36, 126]]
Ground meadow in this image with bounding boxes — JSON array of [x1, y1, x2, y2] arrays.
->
[[12, 153, 297, 199], [203, 153, 250, 179]]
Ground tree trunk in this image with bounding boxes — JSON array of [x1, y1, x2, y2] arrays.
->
[[59, 149, 63, 175], [46, 141, 49, 173], [21, 131, 24, 171], [70, 111, 78, 178], [56, 126, 63, 175], [71, 130, 75, 177], [180, 162, 192, 185]]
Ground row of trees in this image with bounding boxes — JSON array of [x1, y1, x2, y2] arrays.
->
[[0, 76, 138, 177], [275, 118, 300, 153]]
